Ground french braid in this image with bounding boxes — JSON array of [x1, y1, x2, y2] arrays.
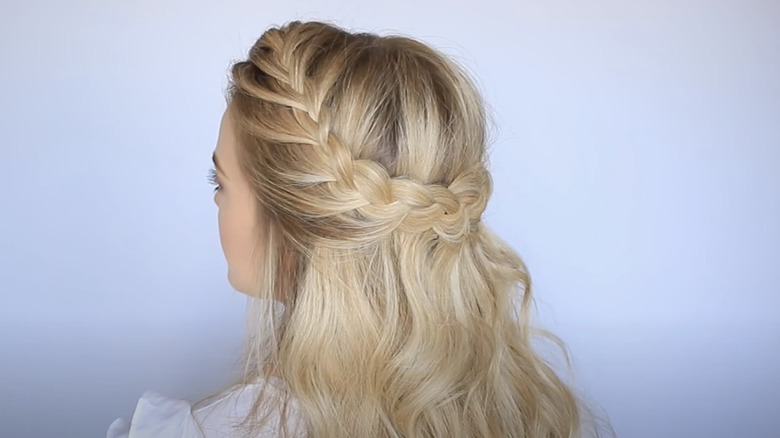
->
[[230, 23, 490, 245]]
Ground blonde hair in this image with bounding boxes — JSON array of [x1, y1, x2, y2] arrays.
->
[[196, 20, 611, 438]]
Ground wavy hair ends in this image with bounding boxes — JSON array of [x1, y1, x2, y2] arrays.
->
[[202, 19, 612, 438]]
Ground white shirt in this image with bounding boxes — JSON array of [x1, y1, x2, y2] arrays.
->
[[106, 376, 305, 438]]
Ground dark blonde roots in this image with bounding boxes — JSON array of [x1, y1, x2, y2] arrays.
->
[[198, 20, 610, 438]]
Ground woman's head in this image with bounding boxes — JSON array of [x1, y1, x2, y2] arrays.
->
[[208, 20, 607, 438], [219, 21, 493, 298]]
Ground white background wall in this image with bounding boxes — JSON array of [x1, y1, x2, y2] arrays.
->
[[1, 1, 778, 437]]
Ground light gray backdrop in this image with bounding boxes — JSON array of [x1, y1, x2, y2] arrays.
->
[[1, 1, 778, 437]]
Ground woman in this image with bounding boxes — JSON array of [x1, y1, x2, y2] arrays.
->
[[108, 20, 608, 438]]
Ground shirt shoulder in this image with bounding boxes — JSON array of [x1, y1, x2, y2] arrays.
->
[[107, 378, 304, 438], [106, 390, 204, 438]]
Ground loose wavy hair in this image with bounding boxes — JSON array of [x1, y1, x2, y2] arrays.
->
[[195, 20, 611, 438]]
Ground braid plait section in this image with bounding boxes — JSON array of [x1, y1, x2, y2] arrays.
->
[[231, 23, 491, 244]]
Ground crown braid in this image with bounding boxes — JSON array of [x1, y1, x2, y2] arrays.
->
[[229, 22, 490, 245]]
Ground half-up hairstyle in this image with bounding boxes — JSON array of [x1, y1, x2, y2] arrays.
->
[[198, 19, 610, 438]]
